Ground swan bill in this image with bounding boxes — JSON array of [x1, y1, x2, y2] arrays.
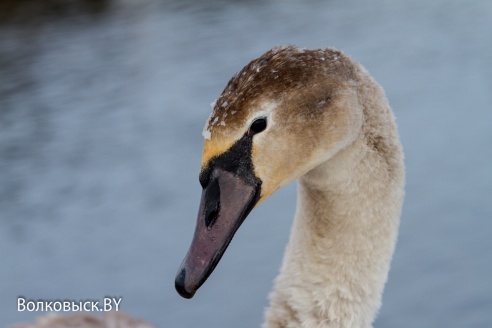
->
[[175, 168, 260, 299]]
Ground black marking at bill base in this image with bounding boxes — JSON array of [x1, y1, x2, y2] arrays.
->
[[199, 134, 261, 189]]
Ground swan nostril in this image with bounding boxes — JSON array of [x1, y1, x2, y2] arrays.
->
[[205, 201, 220, 229], [204, 177, 221, 228]]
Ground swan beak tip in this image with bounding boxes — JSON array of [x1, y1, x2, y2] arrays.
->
[[175, 268, 195, 299]]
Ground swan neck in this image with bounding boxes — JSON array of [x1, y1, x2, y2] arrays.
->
[[264, 137, 404, 328]]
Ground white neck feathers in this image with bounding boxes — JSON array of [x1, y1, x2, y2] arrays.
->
[[263, 75, 404, 328]]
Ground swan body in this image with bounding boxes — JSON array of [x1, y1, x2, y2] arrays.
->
[[176, 46, 404, 328]]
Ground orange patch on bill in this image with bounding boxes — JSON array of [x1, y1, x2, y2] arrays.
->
[[201, 138, 236, 169]]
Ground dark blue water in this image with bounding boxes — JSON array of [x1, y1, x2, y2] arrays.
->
[[1, 1, 491, 327]]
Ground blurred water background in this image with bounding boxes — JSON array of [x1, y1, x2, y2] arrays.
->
[[1, 0, 491, 327]]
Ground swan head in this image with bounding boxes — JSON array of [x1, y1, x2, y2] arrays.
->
[[175, 46, 364, 298]]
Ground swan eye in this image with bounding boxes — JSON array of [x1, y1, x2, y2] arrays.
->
[[248, 118, 267, 136]]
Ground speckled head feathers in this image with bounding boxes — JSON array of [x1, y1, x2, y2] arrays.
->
[[203, 46, 357, 141], [201, 46, 367, 201]]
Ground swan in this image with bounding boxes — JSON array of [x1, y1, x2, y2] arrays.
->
[[175, 46, 405, 328]]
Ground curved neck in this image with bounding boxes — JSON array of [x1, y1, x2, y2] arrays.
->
[[263, 134, 404, 328]]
